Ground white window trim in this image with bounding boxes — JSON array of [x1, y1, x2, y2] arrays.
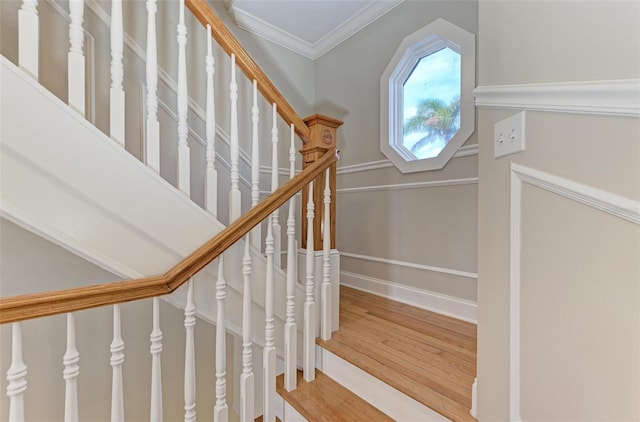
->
[[380, 18, 476, 173]]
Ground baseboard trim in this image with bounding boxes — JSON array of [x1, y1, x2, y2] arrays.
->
[[340, 270, 477, 324]]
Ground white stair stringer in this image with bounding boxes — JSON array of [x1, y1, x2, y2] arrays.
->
[[0, 56, 306, 358]]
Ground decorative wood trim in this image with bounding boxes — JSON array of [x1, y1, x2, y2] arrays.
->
[[337, 144, 479, 175], [340, 252, 478, 279], [0, 150, 338, 324], [340, 271, 477, 324], [186, 0, 311, 141], [229, 0, 404, 60], [474, 79, 640, 117], [509, 163, 640, 421], [337, 177, 478, 194]]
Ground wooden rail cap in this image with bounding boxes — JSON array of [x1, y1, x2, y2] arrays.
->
[[0, 149, 339, 324]]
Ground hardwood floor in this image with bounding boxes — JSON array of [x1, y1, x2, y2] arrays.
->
[[317, 286, 477, 422], [276, 369, 393, 422]]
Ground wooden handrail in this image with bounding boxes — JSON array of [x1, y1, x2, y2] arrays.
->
[[185, 0, 311, 142], [0, 149, 339, 324]]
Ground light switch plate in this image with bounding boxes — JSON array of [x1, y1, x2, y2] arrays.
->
[[494, 111, 526, 158]]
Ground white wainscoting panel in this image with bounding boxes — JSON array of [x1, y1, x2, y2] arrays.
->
[[509, 163, 640, 421]]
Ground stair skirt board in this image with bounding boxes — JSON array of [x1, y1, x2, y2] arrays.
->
[[314, 345, 450, 421]]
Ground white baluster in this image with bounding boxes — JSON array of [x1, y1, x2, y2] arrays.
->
[[250, 81, 261, 252], [184, 280, 196, 422], [284, 124, 298, 391], [18, 0, 39, 79], [150, 297, 163, 421], [205, 25, 218, 216], [145, 0, 160, 172], [63, 313, 79, 422], [321, 168, 332, 340], [240, 237, 254, 422], [270, 104, 282, 268], [109, 0, 125, 147], [110, 305, 125, 422], [6, 322, 27, 422], [303, 181, 316, 382], [177, 0, 190, 196], [229, 54, 241, 222], [214, 256, 228, 422], [263, 219, 276, 421], [67, 0, 85, 116]]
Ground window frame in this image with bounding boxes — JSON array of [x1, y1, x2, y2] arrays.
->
[[380, 18, 476, 173]]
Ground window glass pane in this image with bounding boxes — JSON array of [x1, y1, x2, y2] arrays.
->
[[402, 47, 461, 159]]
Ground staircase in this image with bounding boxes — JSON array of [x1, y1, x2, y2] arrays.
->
[[0, 1, 476, 421]]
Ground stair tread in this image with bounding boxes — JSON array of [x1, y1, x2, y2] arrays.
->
[[276, 369, 393, 422], [317, 286, 477, 422]]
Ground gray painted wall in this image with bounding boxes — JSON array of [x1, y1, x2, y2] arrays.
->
[[476, 0, 640, 419], [315, 0, 479, 303]]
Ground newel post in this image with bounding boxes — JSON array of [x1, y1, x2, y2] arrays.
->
[[300, 114, 343, 250]]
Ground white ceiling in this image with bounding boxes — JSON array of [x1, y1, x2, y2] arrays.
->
[[226, 0, 404, 59]]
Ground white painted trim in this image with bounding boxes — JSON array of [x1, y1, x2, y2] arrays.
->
[[230, 1, 404, 60], [231, 7, 315, 59], [341, 252, 478, 279], [315, 345, 450, 421], [312, 1, 404, 59], [337, 144, 479, 175], [341, 271, 477, 324], [512, 164, 640, 225], [474, 79, 640, 117], [509, 163, 640, 421], [337, 177, 478, 194]]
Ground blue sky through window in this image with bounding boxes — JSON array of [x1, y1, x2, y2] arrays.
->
[[402, 47, 461, 159]]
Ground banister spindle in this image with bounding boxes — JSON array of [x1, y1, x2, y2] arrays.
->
[[303, 181, 316, 382], [109, 0, 125, 147], [18, 0, 39, 79], [6, 322, 27, 422], [284, 124, 297, 391], [229, 54, 241, 222], [214, 256, 228, 422], [270, 104, 282, 268], [240, 238, 254, 422], [263, 217, 276, 421], [177, 0, 190, 196], [145, 0, 160, 172], [250, 81, 261, 252], [110, 305, 125, 422], [321, 168, 332, 340], [63, 313, 80, 422], [150, 297, 163, 421], [67, 0, 85, 116], [205, 25, 218, 217], [184, 280, 196, 422]]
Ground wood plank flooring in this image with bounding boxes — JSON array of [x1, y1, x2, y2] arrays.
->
[[317, 286, 477, 422], [276, 369, 393, 422]]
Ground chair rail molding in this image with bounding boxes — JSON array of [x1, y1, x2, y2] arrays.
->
[[474, 79, 640, 117], [509, 163, 640, 421], [337, 177, 478, 194], [340, 252, 477, 279]]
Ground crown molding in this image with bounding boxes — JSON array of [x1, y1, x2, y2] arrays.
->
[[230, 1, 404, 60], [474, 79, 640, 117]]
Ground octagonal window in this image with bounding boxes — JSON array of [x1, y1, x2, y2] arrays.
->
[[403, 47, 461, 159], [381, 19, 475, 173]]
